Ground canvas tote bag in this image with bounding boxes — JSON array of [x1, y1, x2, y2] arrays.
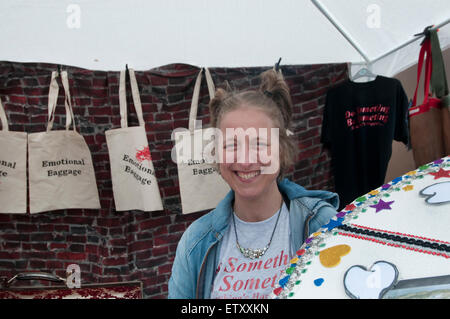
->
[[174, 68, 230, 214], [105, 68, 163, 212], [28, 71, 100, 214], [408, 38, 447, 167], [0, 98, 27, 214], [429, 29, 450, 155]]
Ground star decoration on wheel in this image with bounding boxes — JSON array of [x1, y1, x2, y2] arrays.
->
[[429, 168, 450, 180], [323, 217, 345, 231], [370, 198, 395, 213], [402, 185, 414, 192]]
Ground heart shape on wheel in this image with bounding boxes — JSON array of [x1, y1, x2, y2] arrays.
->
[[343, 261, 399, 299], [319, 244, 351, 268], [420, 182, 450, 205]]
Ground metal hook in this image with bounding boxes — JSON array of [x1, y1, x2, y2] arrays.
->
[[414, 25, 434, 45], [275, 57, 282, 72]]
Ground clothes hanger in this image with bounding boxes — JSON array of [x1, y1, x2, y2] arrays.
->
[[351, 64, 377, 82]]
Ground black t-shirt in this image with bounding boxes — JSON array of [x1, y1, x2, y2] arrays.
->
[[321, 76, 409, 210]]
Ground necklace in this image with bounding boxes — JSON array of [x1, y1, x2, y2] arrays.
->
[[232, 200, 283, 260]]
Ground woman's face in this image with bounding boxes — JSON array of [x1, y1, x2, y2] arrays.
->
[[218, 105, 280, 200]]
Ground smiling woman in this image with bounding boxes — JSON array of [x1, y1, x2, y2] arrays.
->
[[168, 68, 340, 299]]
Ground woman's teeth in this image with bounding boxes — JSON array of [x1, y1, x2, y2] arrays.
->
[[236, 171, 260, 180]]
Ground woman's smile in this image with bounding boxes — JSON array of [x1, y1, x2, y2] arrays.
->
[[234, 169, 261, 182]]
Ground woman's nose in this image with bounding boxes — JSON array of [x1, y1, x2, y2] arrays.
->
[[236, 143, 258, 164]]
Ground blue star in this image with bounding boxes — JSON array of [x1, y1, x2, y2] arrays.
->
[[323, 217, 344, 231]]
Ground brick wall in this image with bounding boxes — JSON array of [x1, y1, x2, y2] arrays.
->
[[0, 61, 347, 298]]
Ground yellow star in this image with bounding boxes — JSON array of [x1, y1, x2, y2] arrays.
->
[[403, 185, 414, 191], [368, 190, 379, 196], [405, 170, 416, 176]]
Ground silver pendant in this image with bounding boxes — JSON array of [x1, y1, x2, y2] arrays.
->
[[237, 243, 269, 259]]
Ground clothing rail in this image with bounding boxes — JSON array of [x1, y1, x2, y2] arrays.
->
[[311, 0, 450, 66]]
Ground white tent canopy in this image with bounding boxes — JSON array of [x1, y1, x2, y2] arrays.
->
[[0, 0, 449, 77]]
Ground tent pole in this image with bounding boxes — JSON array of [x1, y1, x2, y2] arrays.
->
[[370, 17, 450, 64], [311, 0, 371, 63]]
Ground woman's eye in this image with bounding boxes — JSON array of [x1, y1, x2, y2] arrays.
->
[[224, 144, 236, 150], [252, 143, 268, 150]]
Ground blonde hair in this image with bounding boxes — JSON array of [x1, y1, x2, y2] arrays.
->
[[209, 69, 296, 179]]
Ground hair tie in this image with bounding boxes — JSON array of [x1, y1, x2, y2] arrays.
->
[[263, 90, 273, 98]]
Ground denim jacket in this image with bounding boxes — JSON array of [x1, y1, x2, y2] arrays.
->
[[168, 178, 339, 299]]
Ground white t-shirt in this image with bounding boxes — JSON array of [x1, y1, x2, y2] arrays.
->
[[211, 203, 291, 299]]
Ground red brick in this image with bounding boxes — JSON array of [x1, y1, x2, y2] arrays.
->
[[154, 234, 181, 247], [139, 217, 171, 231], [3, 104, 25, 113], [297, 128, 320, 140], [88, 107, 113, 116], [152, 246, 169, 257], [90, 88, 108, 98], [135, 250, 152, 260], [158, 264, 172, 275], [103, 257, 128, 266], [0, 252, 20, 259], [129, 240, 153, 253], [0, 215, 11, 222], [162, 186, 180, 197], [301, 100, 319, 112], [57, 252, 87, 260], [109, 238, 127, 247], [38, 224, 54, 232], [9, 95, 27, 104], [9, 114, 29, 124], [97, 218, 122, 227], [31, 243, 48, 251], [298, 139, 313, 150], [22, 251, 56, 259], [3, 86, 23, 95], [149, 75, 169, 86], [93, 78, 106, 87], [49, 243, 67, 250], [297, 146, 321, 161], [46, 260, 64, 269], [29, 260, 46, 268], [308, 117, 322, 127], [24, 87, 46, 96]]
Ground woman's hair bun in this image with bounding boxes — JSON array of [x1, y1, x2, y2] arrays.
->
[[259, 69, 293, 128], [209, 87, 228, 128]]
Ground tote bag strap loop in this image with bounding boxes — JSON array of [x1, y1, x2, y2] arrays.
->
[[0, 98, 8, 131], [61, 71, 77, 131], [188, 68, 216, 132], [128, 68, 145, 127], [119, 70, 128, 128], [47, 71, 75, 132], [423, 39, 433, 104], [188, 68, 204, 132], [119, 68, 145, 128], [204, 68, 215, 99], [412, 38, 432, 107], [46, 71, 60, 132]]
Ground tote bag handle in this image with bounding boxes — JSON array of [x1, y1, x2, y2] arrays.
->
[[411, 38, 433, 109], [188, 68, 215, 132], [0, 98, 8, 131], [46, 71, 77, 132], [119, 68, 145, 128]]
